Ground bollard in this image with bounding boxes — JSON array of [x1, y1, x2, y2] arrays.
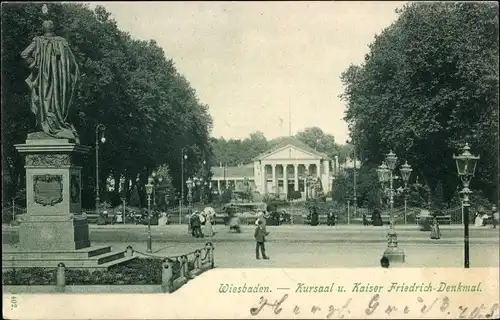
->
[[204, 243, 212, 266], [126, 245, 134, 257], [161, 259, 174, 293], [180, 256, 188, 278], [206, 242, 215, 268], [56, 262, 66, 290], [194, 250, 201, 270]]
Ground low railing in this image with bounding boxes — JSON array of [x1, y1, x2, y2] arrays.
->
[[132, 242, 215, 293], [2, 242, 215, 294]]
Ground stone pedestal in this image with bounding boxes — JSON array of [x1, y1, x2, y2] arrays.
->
[[3, 134, 137, 270], [15, 136, 91, 251]]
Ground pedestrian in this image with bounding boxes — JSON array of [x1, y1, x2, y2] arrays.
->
[[190, 212, 203, 238], [380, 256, 390, 268], [362, 212, 369, 226], [430, 215, 441, 239], [205, 213, 214, 237], [254, 220, 270, 260], [310, 207, 319, 226], [492, 205, 498, 229], [372, 209, 383, 226]]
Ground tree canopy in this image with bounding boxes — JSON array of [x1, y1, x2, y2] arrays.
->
[[210, 126, 344, 167], [2, 3, 214, 208], [340, 2, 499, 204]]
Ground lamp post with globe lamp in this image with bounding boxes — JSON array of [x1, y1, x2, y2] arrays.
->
[[95, 124, 106, 215], [180, 148, 188, 224], [145, 177, 154, 253], [150, 171, 163, 212], [400, 161, 413, 225], [377, 150, 412, 263], [186, 178, 194, 214], [119, 176, 127, 224], [453, 143, 479, 268]]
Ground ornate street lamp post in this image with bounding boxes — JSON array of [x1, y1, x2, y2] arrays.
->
[[400, 161, 413, 225], [180, 148, 188, 224], [145, 177, 154, 253], [377, 150, 410, 263], [119, 176, 126, 224], [186, 178, 193, 214], [453, 143, 479, 268], [151, 171, 163, 212], [95, 124, 106, 215], [193, 177, 200, 203]]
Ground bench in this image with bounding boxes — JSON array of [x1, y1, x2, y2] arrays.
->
[[416, 215, 452, 225]]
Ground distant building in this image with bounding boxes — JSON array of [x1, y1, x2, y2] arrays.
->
[[210, 137, 341, 199]]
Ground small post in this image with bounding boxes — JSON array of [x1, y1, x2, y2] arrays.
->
[[180, 256, 188, 278], [206, 242, 215, 268], [194, 250, 201, 270], [161, 259, 174, 293], [205, 243, 212, 266], [126, 245, 134, 257], [56, 262, 66, 290]]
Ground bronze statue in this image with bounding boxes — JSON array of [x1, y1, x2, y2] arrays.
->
[[21, 5, 80, 142]]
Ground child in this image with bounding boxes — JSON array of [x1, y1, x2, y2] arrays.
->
[[254, 220, 270, 260]]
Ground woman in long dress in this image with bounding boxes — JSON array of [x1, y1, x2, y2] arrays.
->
[[474, 212, 484, 227], [204, 214, 214, 237], [430, 216, 441, 239]]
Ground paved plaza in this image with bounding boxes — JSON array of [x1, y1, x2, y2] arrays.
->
[[3, 224, 498, 268]]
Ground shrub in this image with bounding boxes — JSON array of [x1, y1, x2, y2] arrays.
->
[[287, 190, 302, 201], [2, 258, 166, 285]]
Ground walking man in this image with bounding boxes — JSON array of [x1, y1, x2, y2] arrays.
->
[[254, 220, 270, 260]]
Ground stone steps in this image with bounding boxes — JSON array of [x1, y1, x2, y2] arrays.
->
[[2, 245, 111, 259], [2, 246, 135, 270]]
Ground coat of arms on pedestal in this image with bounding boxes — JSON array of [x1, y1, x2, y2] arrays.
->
[[33, 174, 63, 206]]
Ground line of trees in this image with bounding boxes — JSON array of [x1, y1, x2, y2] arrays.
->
[[2, 3, 213, 208], [339, 2, 499, 208]]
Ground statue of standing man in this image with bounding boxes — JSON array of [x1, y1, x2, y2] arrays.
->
[[21, 4, 80, 143]]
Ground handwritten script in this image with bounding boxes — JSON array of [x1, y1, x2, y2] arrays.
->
[[250, 294, 499, 319]]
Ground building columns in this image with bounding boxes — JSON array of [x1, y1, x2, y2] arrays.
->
[[283, 164, 288, 198], [271, 164, 277, 194], [217, 180, 221, 194], [294, 164, 299, 191]]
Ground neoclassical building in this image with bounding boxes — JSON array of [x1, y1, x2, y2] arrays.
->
[[210, 138, 342, 198]]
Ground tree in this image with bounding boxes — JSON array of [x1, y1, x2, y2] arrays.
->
[[340, 2, 498, 205], [1, 3, 214, 209], [295, 127, 339, 159]]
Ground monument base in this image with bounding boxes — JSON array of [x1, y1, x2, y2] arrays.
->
[[10, 136, 134, 270], [19, 215, 90, 251], [2, 245, 137, 270], [383, 246, 406, 263]]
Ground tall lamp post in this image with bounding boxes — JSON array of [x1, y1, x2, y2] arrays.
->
[[377, 150, 411, 263], [186, 178, 193, 214], [400, 161, 413, 225], [95, 124, 106, 215], [145, 177, 154, 253], [119, 176, 126, 224], [180, 148, 188, 224], [151, 171, 163, 212], [453, 143, 479, 268]]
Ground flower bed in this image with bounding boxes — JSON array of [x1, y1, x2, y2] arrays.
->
[[2, 258, 193, 286]]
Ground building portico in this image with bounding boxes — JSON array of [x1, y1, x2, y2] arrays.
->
[[211, 138, 337, 199]]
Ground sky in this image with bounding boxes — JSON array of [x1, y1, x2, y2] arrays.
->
[[87, 1, 406, 143]]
